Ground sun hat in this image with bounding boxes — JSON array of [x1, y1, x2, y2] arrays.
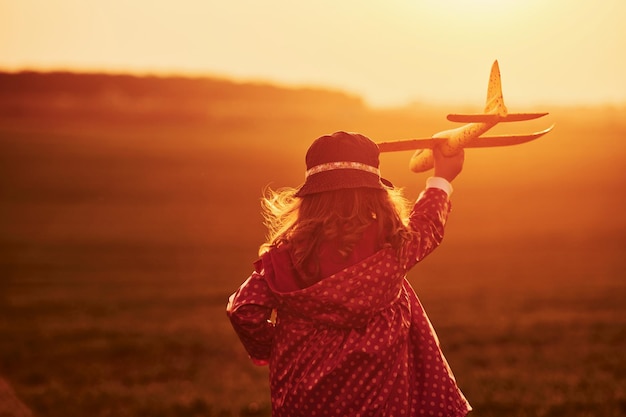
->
[[294, 131, 392, 197]]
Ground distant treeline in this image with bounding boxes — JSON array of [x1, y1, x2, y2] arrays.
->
[[0, 71, 367, 123]]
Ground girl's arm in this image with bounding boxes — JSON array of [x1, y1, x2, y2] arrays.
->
[[226, 272, 277, 365], [405, 186, 451, 268], [405, 147, 464, 268]]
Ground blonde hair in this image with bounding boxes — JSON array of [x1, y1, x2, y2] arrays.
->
[[260, 186, 414, 285]]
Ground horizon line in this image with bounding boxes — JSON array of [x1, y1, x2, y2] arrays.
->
[[1, 65, 625, 111]]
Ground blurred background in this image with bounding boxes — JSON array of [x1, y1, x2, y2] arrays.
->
[[0, 1, 624, 416]]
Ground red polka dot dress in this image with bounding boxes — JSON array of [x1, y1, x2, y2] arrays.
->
[[227, 188, 472, 416]]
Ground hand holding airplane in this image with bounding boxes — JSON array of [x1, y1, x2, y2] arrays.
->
[[377, 60, 554, 172]]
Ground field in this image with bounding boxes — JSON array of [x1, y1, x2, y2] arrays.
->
[[0, 74, 625, 416]]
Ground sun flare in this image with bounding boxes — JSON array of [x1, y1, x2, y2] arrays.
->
[[426, 0, 521, 11], [417, 0, 534, 21]]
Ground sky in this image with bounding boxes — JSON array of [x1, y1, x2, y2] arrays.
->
[[1, 0, 625, 108]]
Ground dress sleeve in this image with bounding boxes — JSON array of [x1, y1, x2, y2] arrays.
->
[[404, 187, 452, 269], [226, 271, 277, 365]]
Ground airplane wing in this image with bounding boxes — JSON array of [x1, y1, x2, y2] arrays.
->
[[463, 124, 554, 148], [377, 137, 446, 152], [446, 112, 548, 123], [377, 125, 554, 152]]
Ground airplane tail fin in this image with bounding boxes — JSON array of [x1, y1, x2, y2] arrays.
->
[[484, 60, 508, 116], [445, 60, 549, 123]]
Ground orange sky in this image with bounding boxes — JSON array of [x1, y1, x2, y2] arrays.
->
[[1, 0, 625, 108]]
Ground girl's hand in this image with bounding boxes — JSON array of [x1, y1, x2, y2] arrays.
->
[[433, 147, 464, 182]]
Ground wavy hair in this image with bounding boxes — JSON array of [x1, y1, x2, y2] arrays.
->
[[260, 186, 414, 285]]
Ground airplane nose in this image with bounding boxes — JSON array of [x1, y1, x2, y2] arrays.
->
[[409, 149, 434, 173]]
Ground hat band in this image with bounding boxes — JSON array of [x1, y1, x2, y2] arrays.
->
[[305, 161, 380, 179]]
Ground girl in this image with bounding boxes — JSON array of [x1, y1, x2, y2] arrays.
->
[[227, 131, 471, 416]]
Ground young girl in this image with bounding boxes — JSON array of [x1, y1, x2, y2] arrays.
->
[[227, 131, 471, 417]]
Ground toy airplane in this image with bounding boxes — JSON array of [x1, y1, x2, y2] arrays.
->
[[377, 60, 554, 172]]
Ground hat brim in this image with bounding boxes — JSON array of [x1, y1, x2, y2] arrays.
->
[[295, 169, 393, 197]]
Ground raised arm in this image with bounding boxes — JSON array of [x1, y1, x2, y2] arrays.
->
[[404, 147, 464, 268]]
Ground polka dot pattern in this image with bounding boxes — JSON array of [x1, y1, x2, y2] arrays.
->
[[227, 188, 471, 416]]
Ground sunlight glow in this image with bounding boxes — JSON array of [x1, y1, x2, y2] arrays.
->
[[0, 0, 624, 107], [413, 0, 540, 26], [424, 0, 518, 11]]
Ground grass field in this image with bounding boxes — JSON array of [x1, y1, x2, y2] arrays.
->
[[0, 92, 625, 416]]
